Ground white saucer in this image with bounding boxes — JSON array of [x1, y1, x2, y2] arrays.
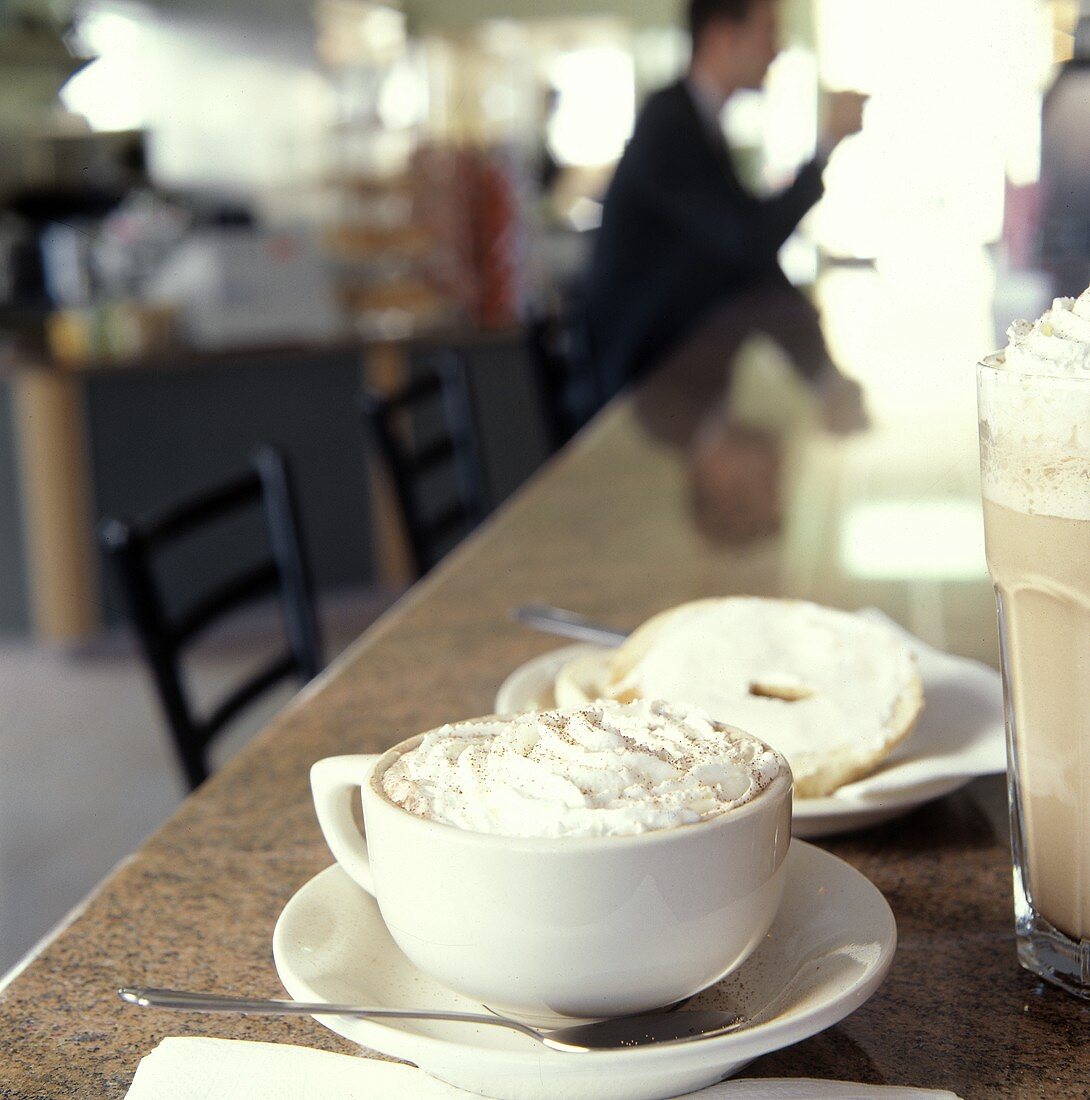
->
[[494, 638, 1006, 839], [272, 841, 896, 1100]]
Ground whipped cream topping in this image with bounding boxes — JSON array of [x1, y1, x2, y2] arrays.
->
[[980, 284, 1090, 519], [380, 700, 783, 838], [606, 600, 917, 790], [999, 290, 1090, 377]]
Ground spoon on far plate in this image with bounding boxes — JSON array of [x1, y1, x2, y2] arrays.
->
[[508, 604, 627, 646], [118, 987, 747, 1052]]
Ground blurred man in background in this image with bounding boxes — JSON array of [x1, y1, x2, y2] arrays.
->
[[586, 0, 860, 401]]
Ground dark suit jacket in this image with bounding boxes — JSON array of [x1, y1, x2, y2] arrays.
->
[[585, 80, 824, 397]]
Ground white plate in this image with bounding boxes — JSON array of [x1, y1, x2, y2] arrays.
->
[[273, 842, 895, 1100], [494, 634, 1006, 839]]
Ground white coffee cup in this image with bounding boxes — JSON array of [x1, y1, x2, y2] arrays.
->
[[311, 732, 792, 1024]]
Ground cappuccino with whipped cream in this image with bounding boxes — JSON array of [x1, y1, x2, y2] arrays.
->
[[310, 701, 792, 1019], [380, 699, 785, 838], [979, 286, 1090, 991]]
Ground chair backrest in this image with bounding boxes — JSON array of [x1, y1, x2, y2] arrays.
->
[[99, 445, 322, 790], [360, 351, 490, 577], [525, 306, 605, 451]]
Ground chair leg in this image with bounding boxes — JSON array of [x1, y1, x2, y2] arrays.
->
[[252, 446, 323, 681], [176, 743, 208, 792]]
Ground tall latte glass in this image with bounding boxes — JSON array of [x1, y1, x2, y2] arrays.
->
[[978, 295, 1090, 998]]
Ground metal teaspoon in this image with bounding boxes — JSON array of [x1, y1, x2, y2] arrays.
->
[[508, 604, 628, 646], [118, 987, 745, 1052]]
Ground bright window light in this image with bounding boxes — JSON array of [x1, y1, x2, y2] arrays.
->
[[817, 254, 996, 423], [840, 499, 987, 581], [378, 61, 427, 129], [812, 0, 1053, 259], [545, 46, 634, 167], [724, 47, 819, 190], [760, 46, 819, 184], [61, 3, 158, 132]]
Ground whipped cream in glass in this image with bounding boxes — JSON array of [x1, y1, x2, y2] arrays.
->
[[980, 285, 1090, 520], [999, 289, 1090, 377], [380, 699, 784, 838]]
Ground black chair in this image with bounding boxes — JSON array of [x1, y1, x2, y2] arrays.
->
[[525, 306, 605, 451], [99, 446, 322, 791], [360, 351, 490, 578]]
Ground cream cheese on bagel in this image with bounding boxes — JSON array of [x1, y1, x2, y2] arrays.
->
[[554, 597, 922, 798]]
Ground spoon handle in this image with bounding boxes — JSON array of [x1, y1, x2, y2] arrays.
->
[[118, 987, 541, 1041], [508, 604, 628, 646]]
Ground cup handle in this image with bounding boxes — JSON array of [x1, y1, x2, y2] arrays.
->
[[310, 755, 382, 896]]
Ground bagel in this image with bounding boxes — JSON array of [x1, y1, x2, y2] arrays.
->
[[554, 597, 923, 798]]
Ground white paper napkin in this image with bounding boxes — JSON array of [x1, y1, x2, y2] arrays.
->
[[830, 610, 1006, 800], [125, 1037, 961, 1099]]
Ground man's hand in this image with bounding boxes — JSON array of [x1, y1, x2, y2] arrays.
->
[[813, 368, 869, 435], [820, 90, 868, 157], [689, 422, 783, 545]]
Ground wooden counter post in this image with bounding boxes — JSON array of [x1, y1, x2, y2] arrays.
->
[[11, 368, 99, 643]]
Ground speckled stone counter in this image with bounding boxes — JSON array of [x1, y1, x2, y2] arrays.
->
[[3, 302, 1090, 1097]]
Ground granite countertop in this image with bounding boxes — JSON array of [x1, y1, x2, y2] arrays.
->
[[3, 317, 1089, 1096]]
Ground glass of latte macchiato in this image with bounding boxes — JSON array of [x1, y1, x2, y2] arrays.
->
[[978, 287, 1090, 999], [310, 700, 792, 1024]]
